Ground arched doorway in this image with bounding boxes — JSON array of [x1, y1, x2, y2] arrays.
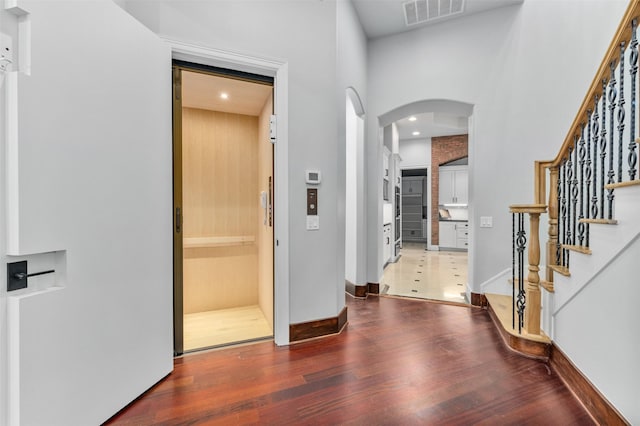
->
[[371, 99, 475, 303]]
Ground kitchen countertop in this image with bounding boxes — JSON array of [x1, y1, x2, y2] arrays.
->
[[439, 219, 468, 223]]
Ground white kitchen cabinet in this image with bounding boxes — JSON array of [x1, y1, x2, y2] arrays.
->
[[439, 221, 468, 250], [455, 222, 469, 249], [383, 224, 392, 264], [439, 222, 457, 248], [439, 166, 468, 205]]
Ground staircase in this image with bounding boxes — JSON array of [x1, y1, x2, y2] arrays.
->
[[483, 1, 640, 424]]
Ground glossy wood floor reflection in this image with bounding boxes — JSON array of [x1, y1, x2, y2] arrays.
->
[[105, 297, 593, 425]]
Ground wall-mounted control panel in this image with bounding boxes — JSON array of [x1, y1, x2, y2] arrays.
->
[[306, 170, 320, 230], [307, 188, 318, 215], [306, 170, 321, 185]]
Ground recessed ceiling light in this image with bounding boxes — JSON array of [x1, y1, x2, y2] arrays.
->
[[220, 92, 229, 100], [408, 116, 417, 122], [412, 131, 420, 136]]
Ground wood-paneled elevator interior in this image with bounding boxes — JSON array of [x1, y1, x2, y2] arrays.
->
[[175, 67, 274, 352]]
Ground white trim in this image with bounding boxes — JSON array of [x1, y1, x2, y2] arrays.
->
[[163, 39, 290, 346], [6, 71, 19, 254], [164, 38, 283, 77], [346, 86, 365, 117]]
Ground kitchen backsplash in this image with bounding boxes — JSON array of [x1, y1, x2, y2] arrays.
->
[[439, 206, 468, 221]]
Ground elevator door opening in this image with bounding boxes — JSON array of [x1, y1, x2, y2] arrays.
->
[[173, 63, 274, 354]]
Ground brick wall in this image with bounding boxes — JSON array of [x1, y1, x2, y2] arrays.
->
[[431, 135, 468, 245]]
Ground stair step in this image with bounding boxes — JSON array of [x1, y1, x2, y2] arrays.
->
[[579, 218, 618, 225], [605, 179, 640, 190], [484, 293, 551, 360], [561, 244, 592, 255], [540, 280, 554, 293], [549, 264, 571, 276]]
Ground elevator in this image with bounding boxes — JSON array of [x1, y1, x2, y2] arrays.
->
[[173, 62, 274, 354]]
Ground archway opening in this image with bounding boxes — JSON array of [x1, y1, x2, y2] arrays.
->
[[376, 99, 474, 304]]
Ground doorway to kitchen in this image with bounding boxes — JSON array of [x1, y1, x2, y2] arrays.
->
[[377, 100, 472, 305], [173, 61, 275, 354]]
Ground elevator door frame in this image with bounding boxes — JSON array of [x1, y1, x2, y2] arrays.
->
[[169, 42, 289, 354]]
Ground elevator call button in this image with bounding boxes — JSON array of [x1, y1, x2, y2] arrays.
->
[[307, 188, 318, 215]]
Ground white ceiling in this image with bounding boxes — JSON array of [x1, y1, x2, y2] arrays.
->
[[352, 0, 524, 40], [352, 1, 522, 140], [181, 1, 522, 136], [395, 111, 468, 140], [182, 70, 272, 116]]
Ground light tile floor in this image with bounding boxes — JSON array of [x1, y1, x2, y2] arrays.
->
[[382, 242, 469, 304]]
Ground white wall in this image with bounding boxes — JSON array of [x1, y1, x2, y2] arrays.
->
[[399, 138, 430, 169], [338, 0, 368, 293], [554, 235, 640, 423], [366, 0, 628, 291], [124, 0, 345, 323], [1, 1, 173, 424]]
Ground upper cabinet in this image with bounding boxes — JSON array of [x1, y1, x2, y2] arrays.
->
[[439, 166, 468, 205]]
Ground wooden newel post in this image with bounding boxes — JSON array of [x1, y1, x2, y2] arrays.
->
[[526, 212, 542, 335]]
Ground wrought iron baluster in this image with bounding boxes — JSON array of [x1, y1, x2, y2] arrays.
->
[[567, 145, 575, 253], [629, 19, 638, 180], [591, 98, 599, 222], [608, 62, 617, 219], [563, 158, 569, 267], [516, 213, 526, 334], [585, 113, 593, 247], [618, 41, 626, 183], [512, 212, 515, 330], [600, 79, 608, 219], [578, 125, 586, 246], [557, 160, 564, 266]]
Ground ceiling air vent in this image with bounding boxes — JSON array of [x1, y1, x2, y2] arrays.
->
[[403, 0, 465, 26]]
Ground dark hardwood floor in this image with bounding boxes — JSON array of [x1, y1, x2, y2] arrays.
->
[[105, 296, 593, 425]]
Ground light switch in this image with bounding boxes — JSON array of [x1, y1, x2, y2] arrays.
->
[[480, 216, 493, 228], [307, 215, 319, 230]]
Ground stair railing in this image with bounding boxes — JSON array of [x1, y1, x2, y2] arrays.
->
[[542, 0, 640, 282], [510, 205, 546, 335], [511, 0, 640, 337]]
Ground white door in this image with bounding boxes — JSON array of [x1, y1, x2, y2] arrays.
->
[[454, 169, 469, 204], [3, 1, 172, 425], [439, 169, 455, 204]]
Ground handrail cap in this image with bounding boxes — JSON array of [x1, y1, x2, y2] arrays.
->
[[509, 204, 547, 214]]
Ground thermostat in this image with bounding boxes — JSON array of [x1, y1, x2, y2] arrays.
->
[[306, 170, 321, 185]]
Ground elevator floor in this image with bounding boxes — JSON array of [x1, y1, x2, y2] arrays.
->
[[184, 305, 272, 351]]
